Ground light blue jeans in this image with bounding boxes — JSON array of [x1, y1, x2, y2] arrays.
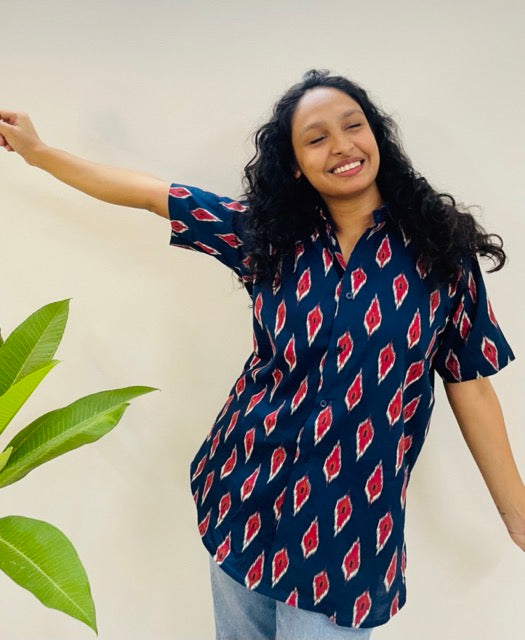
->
[[209, 556, 373, 640]]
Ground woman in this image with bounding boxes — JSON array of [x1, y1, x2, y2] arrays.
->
[[1, 69, 523, 640]]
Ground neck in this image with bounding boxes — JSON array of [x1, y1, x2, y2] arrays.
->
[[323, 187, 383, 235]]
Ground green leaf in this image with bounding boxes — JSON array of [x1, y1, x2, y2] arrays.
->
[[0, 361, 59, 436], [0, 300, 69, 395], [0, 386, 156, 488], [0, 515, 97, 632], [0, 447, 13, 473]]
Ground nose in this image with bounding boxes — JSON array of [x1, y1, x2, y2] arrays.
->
[[331, 131, 354, 155]]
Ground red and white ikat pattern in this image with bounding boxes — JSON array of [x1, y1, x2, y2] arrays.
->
[[169, 184, 515, 628]]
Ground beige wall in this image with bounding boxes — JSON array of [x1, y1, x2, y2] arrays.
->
[[1, 0, 523, 638]]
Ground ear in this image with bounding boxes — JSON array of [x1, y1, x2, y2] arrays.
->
[[293, 167, 302, 180]]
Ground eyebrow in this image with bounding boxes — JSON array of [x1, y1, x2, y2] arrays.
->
[[300, 108, 364, 134]]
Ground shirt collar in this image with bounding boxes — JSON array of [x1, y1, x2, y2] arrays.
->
[[317, 202, 391, 228]]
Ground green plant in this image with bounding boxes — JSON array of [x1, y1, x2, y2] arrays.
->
[[0, 300, 155, 633]]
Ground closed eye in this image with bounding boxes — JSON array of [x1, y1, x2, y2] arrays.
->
[[308, 136, 325, 145]]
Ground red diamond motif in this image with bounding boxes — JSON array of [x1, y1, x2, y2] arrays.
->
[[334, 494, 353, 535], [290, 376, 308, 414], [220, 446, 237, 479], [407, 309, 421, 348], [213, 532, 231, 564], [235, 375, 246, 399], [429, 289, 440, 326], [220, 200, 247, 212], [376, 511, 393, 554], [270, 368, 283, 401], [201, 470, 214, 504], [364, 296, 382, 336], [386, 386, 403, 426], [198, 510, 211, 537], [323, 441, 342, 484], [272, 548, 290, 587], [314, 405, 333, 445], [353, 590, 372, 627], [351, 267, 367, 296], [301, 518, 319, 559], [342, 538, 361, 581], [293, 475, 311, 515], [284, 335, 297, 372], [296, 268, 312, 302], [404, 360, 424, 388], [482, 336, 499, 370], [365, 462, 384, 504], [242, 512, 262, 550], [263, 400, 285, 437], [376, 235, 392, 268], [345, 370, 363, 412], [306, 304, 323, 346], [240, 465, 261, 502], [313, 570, 330, 605], [245, 387, 267, 415], [403, 395, 421, 422], [286, 588, 298, 607], [336, 331, 353, 372], [384, 549, 398, 592], [244, 427, 255, 462], [273, 487, 286, 522], [444, 350, 461, 381], [191, 207, 221, 221], [216, 233, 242, 248], [275, 300, 286, 337], [210, 428, 222, 459], [170, 219, 189, 233], [268, 446, 287, 482], [169, 186, 191, 198], [244, 552, 265, 590], [390, 592, 400, 617], [378, 342, 396, 383], [224, 410, 240, 441], [356, 418, 374, 461], [393, 273, 409, 309], [216, 492, 231, 527], [459, 312, 472, 340], [468, 271, 477, 302]]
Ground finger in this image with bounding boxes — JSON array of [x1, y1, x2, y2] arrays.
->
[[0, 110, 18, 124]]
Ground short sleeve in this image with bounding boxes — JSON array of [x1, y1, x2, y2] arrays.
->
[[432, 255, 516, 382], [168, 183, 253, 286]]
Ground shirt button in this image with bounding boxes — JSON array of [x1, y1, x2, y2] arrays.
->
[[320, 399, 327, 408]]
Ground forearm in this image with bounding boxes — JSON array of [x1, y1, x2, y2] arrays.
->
[[444, 378, 525, 527], [29, 144, 165, 212]]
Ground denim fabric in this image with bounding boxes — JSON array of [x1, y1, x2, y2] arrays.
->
[[209, 555, 373, 640]]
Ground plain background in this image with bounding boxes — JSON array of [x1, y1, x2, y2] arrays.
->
[[0, 0, 523, 638]]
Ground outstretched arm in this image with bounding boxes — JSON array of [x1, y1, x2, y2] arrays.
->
[[0, 110, 170, 218], [444, 376, 525, 551]]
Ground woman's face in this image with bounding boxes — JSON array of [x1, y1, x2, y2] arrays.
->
[[290, 87, 381, 207]]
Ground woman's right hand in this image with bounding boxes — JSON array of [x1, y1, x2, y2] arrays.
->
[[0, 109, 169, 217], [0, 111, 46, 165]]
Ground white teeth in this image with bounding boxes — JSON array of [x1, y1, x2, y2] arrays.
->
[[333, 160, 362, 174]]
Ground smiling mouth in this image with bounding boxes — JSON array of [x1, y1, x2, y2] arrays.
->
[[331, 160, 364, 174]]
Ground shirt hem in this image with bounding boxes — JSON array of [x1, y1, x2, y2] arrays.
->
[[201, 533, 407, 629]]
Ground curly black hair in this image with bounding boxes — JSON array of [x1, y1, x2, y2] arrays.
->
[[239, 69, 506, 289]]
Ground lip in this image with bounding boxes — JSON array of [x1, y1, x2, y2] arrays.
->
[[329, 157, 365, 173]]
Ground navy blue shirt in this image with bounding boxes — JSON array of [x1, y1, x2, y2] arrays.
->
[[168, 183, 515, 628]]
